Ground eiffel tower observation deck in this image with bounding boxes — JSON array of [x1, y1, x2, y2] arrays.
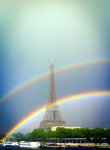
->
[[40, 63, 66, 130]]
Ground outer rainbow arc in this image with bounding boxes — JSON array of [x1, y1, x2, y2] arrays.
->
[[1, 90, 110, 142], [1, 58, 110, 103], [0, 73, 49, 103]]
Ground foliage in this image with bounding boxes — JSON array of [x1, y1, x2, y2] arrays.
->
[[46, 130, 56, 138], [30, 129, 46, 141], [0, 134, 5, 139], [12, 128, 110, 143], [13, 132, 24, 142]]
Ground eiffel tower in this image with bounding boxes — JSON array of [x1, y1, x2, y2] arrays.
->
[[40, 63, 66, 130]]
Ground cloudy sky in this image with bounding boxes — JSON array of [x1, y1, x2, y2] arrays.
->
[[0, 0, 110, 134]]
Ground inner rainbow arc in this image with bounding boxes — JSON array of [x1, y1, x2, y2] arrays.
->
[[1, 90, 110, 142]]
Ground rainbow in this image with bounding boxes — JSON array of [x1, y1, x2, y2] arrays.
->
[[1, 90, 110, 142], [1, 58, 110, 103]]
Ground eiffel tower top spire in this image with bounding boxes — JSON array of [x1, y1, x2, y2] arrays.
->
[[49, 63, 56, 103]]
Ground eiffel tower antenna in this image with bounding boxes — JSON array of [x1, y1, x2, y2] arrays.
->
[[51, 57, 54, 63], [40, 63, 66, 130]]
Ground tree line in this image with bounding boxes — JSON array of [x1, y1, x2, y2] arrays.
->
[[13, 128, 110, 144]]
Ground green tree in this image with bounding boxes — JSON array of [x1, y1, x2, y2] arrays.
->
[[106, 129, 110, 144], [56, 127, 66, 138], [13, 132, 24, 142], [31, 129, 46, 141], [46, 130, 56, 138]]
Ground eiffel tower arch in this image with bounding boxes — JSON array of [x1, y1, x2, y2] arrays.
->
[[40, 63, 66, 130]]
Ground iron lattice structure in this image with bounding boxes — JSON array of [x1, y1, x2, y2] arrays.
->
[[40, 63, 66, 130]]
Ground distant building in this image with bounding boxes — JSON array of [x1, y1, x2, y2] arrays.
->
[[51, 126, 81, 131]]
